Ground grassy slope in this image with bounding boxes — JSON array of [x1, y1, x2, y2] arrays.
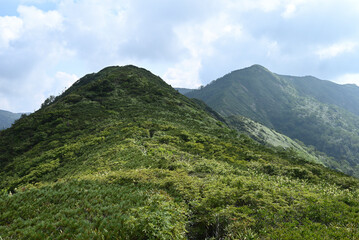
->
[[225, 115, 325, 164], [186, 65, 359, 177], [1, 66, 359, 239]]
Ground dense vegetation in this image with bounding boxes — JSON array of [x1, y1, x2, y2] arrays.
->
[[1, 65, 359, 239], [0, 110, 22, 130], [186, 65, 359, 177]]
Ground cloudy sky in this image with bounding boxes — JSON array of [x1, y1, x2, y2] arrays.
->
[[1, 0, 359, 112]]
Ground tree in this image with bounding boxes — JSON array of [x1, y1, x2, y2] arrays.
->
[[41, 95, 56, 108]]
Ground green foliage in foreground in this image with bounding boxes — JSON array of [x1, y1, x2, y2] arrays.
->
[[1, 65, 359, 239], [1, 180, 186, 239]]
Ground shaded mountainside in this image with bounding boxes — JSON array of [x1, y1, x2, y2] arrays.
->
[[186, 65, 359, 177], [1, 65, 359, 239], [0, 110, 22, 130]]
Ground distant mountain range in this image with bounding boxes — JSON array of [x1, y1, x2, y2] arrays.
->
[[186, 65, 359, 177], [175, 88, 194, 95], [0, 110, 23, 130]]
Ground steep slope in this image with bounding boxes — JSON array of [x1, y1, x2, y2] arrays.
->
[[186, 65, 359, 177], [1, 65, 359, 239], [0, 110, 22, 129]]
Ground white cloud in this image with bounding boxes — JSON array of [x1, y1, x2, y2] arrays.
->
[[19, 0, 58, 4], [0, 69, 79, 112], [316, 41, 357, 59], [18, 5, 63, 30], [1, 0, 359, 112], [335, 73, 359, 86], [55, 71, 78, 90], [266, 40, 279, 57], [258, 0, 281, 12], [225, 0, 281, 12], [0, 16, 23, 49], [281, 0, 310, 18], [282, 4, 296, 18], [163, 59, 202, 88], [166, 14, 243, 87], [0, 94, 11, 112]]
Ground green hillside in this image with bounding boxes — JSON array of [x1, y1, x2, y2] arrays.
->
[[1, 65, 359, 239], [186, 65, 359, 177], [0, 110, 22, 130]]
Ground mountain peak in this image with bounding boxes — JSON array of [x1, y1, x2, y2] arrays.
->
[[58, 64, 174, 106], [247, 64, 270, 71], [229, 64, 271, 76], [249, 64, 266, 69]]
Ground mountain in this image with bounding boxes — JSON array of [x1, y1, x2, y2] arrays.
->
[[0, 110, 23, 129], [1, 65, 359, 239], [186, 65, 359, 177], [175, 87, 195, 94]]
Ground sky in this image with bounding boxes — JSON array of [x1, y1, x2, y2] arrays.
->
[[1, 0, 359, 112]]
